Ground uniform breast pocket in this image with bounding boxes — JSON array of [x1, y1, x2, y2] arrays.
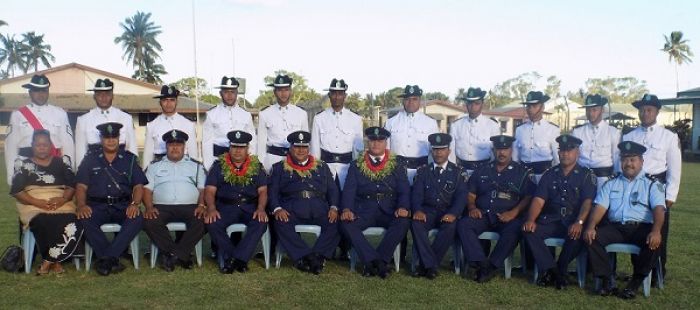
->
[[534, 141, 551, 156], [647, 143, 665, 161], [593, 142, 611, 159], [609, 192, 623, 208], [477, 138, 491, 149], [156, 169, 170, 177]]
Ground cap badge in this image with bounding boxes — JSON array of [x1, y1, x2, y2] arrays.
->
[[298, 132, 304, 141], [171, 130, 177, 139], [625, 142, 631, 150], [235, 131, 241, 139], [107, 124, 114, 134], [99, 80, 105, 87], [167, 87, 173, 95], [644, 94, 651, 101], [409, 86, 414, 94], [436, 135, 441, 143], [374, 128, 379, 135], [562, 136, 568, 143]]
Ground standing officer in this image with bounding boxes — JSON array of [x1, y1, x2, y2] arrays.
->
[[513, 91, 560, 184], [257, 74, 309, 172], [622, 94, 681, 277], [410, 133, 468, 279], [571, 94, 620, 191], [203, 130, 269, 274], [584, 141, 666, 299], [202, 76, 256, 170], [310, 78, 364, 260], [268, 131, 340, 274], [310, 78, 364, 189], [75, 78, 137, 166], [75, 122, 147, 276], [522, 134, 596, 289], [340, 127, 411, 279], [449, 87, 501, 174], [384, 85, 439, 183], [457, 135, 535, 283], [5, 74, 75, 184], [142, 129, 206, 272], [143, 86, 198, 169]]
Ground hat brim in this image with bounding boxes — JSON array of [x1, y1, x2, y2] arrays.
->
[[230, 142, 249, 147], [290, 143, 309, 147], [215, 85, 239, 89], [22, 83, 50, 89], [580, 103, 605, 108], [165, 139, 187, 144], [267, 83, 291, 88], [100, 133, 120, 138], [397, 94, 422, 98], [325, 87, 348, 91], [154, 94, 179, 99], [632, 101, 661, 109], [431, 145, 449, 149], [88, 87, 114, 91]]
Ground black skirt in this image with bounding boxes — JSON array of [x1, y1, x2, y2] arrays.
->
[[29, 214, 84, 262]]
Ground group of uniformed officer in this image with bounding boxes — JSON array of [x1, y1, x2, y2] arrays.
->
[[5, 73, 681, 299]]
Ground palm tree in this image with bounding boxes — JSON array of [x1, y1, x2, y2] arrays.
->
[[132, 52, 166, 84], [661, 31, 693, 119], [0, 34, 28, 77], [21, 31, 55, 73], [114, 11, 164, 83]]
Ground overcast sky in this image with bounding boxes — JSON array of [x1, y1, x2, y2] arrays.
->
[[2, 0, 699, 101]]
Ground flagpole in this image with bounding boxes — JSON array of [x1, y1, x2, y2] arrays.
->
[[192, 0, 202, 160]]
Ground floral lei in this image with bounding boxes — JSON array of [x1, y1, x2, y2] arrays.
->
[[357, 150, 396, 181], [219, 153, 260, 186], [283, 155, 320, 178]]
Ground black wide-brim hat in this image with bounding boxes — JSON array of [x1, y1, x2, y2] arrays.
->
[[22, 74, 51, 90], [215, 76, 240, 89], [632, 94, 661, 109], [397, 85, 423, 98], [522, 91, 550, 105], [154, 85, 180, 99], [324, 78, 348, 91], [458, 87, 487, 102], [266, 74, 293, 88], [88, 78, 114, 91], [580, 94, 608, 108]]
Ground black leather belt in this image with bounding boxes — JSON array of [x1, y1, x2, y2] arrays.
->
[[88, 195, 130, 205], [362, 192, 395, 201], [615, 221, 645, 227], [321, 150, 352, 164], [521, 160, 552, 174], [213, 144, 229, 157], [267, 145, 289, 156], [284, 190, 324, 199], [458, 158, 490, 170], [216, 196, 256, 206], [592, 166, 614, 177], [647, 171, 667, 183], [397, 156, 428, 169]]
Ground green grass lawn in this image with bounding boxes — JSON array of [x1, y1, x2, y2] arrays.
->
[[1, 157, 698, 309]]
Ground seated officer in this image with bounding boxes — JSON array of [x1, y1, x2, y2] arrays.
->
[[269, 131, 340, 275], [523, 134, 596, 289], [410, 133, 468, 279], [340, 127, 411, 279], [75, 122, 147, 276], [457, 135, 535, 283], [204, 130, 269, 274], [142, 129, 206, 272], [584, 141, 666, 300]]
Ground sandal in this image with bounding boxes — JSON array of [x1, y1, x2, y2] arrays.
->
[[36, 261, 51, 275], [50, 262, 65, 274]]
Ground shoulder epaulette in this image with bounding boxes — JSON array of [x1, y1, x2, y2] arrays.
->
[[316, 109, 325, 115], [424, 113, 436, 121], [296, 105, 306, 111], [208, 105, 217, 111], [572, 124, 584, 130], [515, 122, 526, 128], [260, 105, 272, 111], [489, 117, 498, 123], [548, 121, 559, 128]]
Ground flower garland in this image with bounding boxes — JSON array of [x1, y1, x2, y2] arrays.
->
[[220, 153, 260, 186], [357, 150, 396, 181], [283, 155, 320, 178]]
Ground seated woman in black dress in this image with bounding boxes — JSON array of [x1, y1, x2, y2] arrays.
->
[[10, 130, 83, 275]]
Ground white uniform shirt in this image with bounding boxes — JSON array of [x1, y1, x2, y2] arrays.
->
[[142, 113, 198, 168], [75, 106, 137, 167], [202, 103, 256, 169], [623, 124, 682, 202], [571, 121, 620, 170], [513, 119, 560, 166], [448, 113, 501, 163], [310, 107, 364, 188], [384, 110, 439, 183], [4, 103, 75, 184], [257, 103, 308, 171]]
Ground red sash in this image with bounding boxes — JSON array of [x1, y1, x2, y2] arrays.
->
[[18, 106, 62, 157]]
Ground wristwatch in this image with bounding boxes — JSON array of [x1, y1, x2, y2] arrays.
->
[[577, 219, 584, 225]]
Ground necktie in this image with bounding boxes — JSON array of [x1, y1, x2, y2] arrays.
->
[[373, 157, 381, 166], [436, 166, 443, 174]]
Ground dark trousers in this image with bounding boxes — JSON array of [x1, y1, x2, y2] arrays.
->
[[659, 209, 669, 274], [206, 206, 267, 262], [410, 210, 456, 269], [587, 222, 660, 278], [143, 204, 205, 260], [341, 209, 410, 264], [458, 216, 522, 268], [523, 221, 584, 273], [274, 208, 340, 261], [80, 204, 143, 259]]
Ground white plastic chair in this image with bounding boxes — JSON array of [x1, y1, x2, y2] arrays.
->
[[349, 227, 402, 272], [592, 243, 664, 297], [149, 222, 203, 268], [219, 223, 271, 269], [459, 231, 516, 278], [410, 228, 461, 274], [84, 224, 140, 271], [275, 225, 321, 268]]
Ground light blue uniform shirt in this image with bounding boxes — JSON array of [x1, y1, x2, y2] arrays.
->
[[594, 170, 666, 224], [145, 156, 206, 205]]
